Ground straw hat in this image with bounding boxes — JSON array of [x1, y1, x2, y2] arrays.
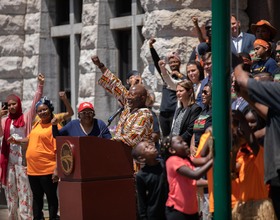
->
[[251, 20, 277, 39]]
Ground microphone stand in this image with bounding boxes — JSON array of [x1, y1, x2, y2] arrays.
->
[[98, 119, 114, 138], [98, 107, 124, 137]]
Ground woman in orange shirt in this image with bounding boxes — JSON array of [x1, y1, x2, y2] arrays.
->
[[9, 97, 61, 220]]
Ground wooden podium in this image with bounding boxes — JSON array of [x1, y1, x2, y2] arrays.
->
[[56, 136, 136, 220]]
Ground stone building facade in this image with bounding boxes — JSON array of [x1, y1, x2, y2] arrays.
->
[[0, 0, 279, 122]]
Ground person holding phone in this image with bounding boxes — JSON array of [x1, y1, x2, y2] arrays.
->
[[1, 102, 8, 111], [0, 73, 45, 220]]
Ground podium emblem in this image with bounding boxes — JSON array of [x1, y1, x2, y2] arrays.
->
[[60, 141, 74, 175]]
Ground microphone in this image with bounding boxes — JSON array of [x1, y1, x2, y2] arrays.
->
[[98, 107, 124, 138], [108, 107, 124, 123]]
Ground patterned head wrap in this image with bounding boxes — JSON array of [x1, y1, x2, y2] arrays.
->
[[35, 96, 54, 113]]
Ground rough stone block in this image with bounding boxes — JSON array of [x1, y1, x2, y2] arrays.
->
[[24, 13, 40, 34], [141, 0, 192, 11], [0, 56, 22, 78], [26, 0, 41, 13], [79, 49, 97, 74], [0, 79, 22, 99], [142, 9, 211, 38], [82, 3, 98, 26], [22, 77, 37, 99], [23, 33, 40, 55], [0, 15, 25, 35], [80, 25, 98, 49], [0, 0, 26, 15], [78, 72, 96, 97], [21, 55, 39, 77], [0, 35, 24, 56]]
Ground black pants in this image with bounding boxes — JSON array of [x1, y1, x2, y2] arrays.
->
[[28, 174, 58, 220], [159, 111, 175, 137], [269, 174, 280, 220], [166, 206, 199, 220]]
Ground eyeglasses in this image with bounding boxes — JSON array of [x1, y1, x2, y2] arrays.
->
[[79, 111, 94, 116], [202, 90, 209, 95]]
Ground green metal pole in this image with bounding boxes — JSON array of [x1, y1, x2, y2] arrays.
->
[[212, 0, 232, 219]]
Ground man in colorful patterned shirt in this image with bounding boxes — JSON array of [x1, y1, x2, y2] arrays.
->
[[92, 55, 153, 148]]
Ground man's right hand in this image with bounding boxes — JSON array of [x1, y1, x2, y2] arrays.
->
[[91, 55, 101, 66], [149, 38, 156, 47]]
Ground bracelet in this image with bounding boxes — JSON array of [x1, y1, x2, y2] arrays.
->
[[98, 63, 104, 68]]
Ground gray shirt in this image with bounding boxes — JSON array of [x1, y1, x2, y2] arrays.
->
[[248, 78, 280, 182]]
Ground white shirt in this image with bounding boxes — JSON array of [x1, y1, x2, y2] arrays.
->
[[232, 32, 243, 53]]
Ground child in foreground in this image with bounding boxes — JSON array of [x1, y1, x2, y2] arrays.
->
[[164, 135, 213, 220], [132, 141, 168, 220]]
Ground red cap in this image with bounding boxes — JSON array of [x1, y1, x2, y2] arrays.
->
[[78, 102, 94, 112]]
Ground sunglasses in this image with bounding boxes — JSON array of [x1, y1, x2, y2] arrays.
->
[[276, 50, 280, 54], [202, 90, 209, 95]]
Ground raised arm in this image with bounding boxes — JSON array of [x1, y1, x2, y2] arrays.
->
[[51, 117, 68, 138], [59, 91, 74, 121], [177, 159, 213, 180], [192, 16, 206, 43], [149, 38, 161, 74], [158, 60, 177, 91], [92, 55, 128, 106], [24, 73, 45, 135]]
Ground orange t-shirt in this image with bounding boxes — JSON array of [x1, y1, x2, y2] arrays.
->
[[26, 122, 61, 175], [195, 131, 215, 212], [236, 146, 268, 201], [195, 132, 241, 212]]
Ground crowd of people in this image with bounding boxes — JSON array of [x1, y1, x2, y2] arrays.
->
[[128, 15, 280, 220], [0, 14, 280, 220]]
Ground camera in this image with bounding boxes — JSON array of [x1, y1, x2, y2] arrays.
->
[[1, 102, 8, 110]]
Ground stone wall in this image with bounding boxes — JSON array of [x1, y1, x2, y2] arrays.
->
[[0, 0, 59, 111], [0, 0, 251, 121]]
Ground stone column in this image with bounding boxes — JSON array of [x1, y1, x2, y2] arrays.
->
[[79, 0, 119, 122]]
